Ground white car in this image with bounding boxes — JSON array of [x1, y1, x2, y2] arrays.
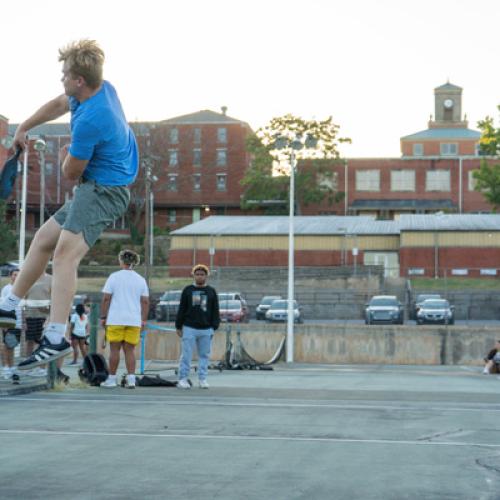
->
[[265, 299, 303, 323]]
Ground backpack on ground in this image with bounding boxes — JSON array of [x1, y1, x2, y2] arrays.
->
[[78, 353, 109, 386]]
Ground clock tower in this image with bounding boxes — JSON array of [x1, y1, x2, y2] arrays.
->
[[429, 81, 467, 129]]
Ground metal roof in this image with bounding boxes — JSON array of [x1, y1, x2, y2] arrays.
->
[[401, 128, 480, 141], [160, 110, 248, 126], [398, 214, 500, 231], [172, 216, 400, 236], [434, 82, 462, 91], [8, 123, 70, 136]]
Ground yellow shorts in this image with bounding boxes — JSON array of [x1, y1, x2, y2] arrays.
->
[[105, 325, 141, 345]]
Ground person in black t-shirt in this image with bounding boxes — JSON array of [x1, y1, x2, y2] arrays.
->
[[175, 264, 220, 389]]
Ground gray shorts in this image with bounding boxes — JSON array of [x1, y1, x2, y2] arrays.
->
[[53, 179, 130, 248]]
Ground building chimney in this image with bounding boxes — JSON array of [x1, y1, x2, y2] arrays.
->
[[221, 106, 227, 116]]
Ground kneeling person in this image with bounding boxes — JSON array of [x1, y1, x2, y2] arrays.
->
[[100, 250, 149, 389]]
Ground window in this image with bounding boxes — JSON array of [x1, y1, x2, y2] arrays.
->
[[408, 268, 425, 276], [168, 209, 176, 223], [169, 150, 178, 167], [45, 141, 55, 154], [426, 170, 450, 191], [391, 170, 415, 191], [193, 128, 201, 144], [170, 128, 179, 144], [216, 149, 227, 166], [45, 162, 54, 176], [468, 170, 479, 191], [193, 173, 201, 191], [355, 170, 380, 191], [451, 268, 468, 276], [317, 172, 338, 190], [480, 268, 497, 276], [193, 149, 201, 167], [216, 174, 227, 191], [167, 174, 178, 191], [440, 143, 457, 156], [217, 127, 227, 143], [111, 215, 128, 229], [413, 144, 423, 156]]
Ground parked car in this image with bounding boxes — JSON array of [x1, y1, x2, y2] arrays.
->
[[416, 299, 454, 325], [255, 295, 282, 320], [218, 292, 249, 315], [219, 299, 250, 323], [265, 299, 303, 323], [365, 295, 403, 325], [155, 290, 182, 321], [410, 293, 442, 319]]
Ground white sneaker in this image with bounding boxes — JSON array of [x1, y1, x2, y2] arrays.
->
[[100, 378, 117, 388], [125, 375, 136, 389], [199, 380, 209, 389], [177, 379, 191, 389], [2, 367, 12, 380], [483, 368, 489, 375]]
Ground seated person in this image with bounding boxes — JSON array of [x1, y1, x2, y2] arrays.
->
[[483, 340, 500, 374]]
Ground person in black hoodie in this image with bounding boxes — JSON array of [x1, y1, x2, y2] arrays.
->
[[175, 264, 220, 389]]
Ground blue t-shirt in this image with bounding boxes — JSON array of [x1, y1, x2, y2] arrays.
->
[[69, 81, 138, 186]]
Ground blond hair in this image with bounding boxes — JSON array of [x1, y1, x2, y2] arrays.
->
[[191, 264, 209, 275], [58, 39, 104, 89]]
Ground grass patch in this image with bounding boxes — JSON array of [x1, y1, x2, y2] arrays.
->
[[411, 277, 500, 291]]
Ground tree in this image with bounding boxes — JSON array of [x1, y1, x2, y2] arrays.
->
[[0, 200, 17, 262], [240, 114, 350, 214], [473, 107, 500, 209]]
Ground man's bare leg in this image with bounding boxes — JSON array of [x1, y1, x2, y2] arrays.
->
[[11, 218, 62, 299], [50, 229, 90, 324]]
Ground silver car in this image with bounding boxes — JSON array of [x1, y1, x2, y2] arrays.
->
[[265, 299, 303, 323], [416, 299, 454, 325], [256, 295, 282, 320]]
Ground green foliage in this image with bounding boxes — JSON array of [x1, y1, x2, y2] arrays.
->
[[0, 201, 17, 262], [474, 107, 500, 209], [240, 114, 349, 213]]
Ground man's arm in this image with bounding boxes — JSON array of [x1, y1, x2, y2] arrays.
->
[[140, 296, 149, 329], [13, 95, 70, 150], [100, 293, 112, 326], [59, 145, 88, 181]]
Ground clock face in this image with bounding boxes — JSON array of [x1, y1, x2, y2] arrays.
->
[[444, 98, 454, 109]]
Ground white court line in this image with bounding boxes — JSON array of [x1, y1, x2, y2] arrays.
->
[[0, 428, 498, 448], [2, 396, 500, 413]]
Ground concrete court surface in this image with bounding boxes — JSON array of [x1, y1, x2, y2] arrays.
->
[[0, 363, 499, 500]]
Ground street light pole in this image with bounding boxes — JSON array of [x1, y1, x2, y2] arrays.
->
[[286, 150, 296, 363], [34, 138, 47, 228], [19, 148, 28, 266]]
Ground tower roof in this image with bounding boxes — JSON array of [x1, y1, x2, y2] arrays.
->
[[434, 82, 462, 92]]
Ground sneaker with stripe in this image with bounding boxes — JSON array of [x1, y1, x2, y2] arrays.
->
[[17, 337, 72, 370]]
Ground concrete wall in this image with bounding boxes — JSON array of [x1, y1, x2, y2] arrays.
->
[[128, 323, 496, 367]]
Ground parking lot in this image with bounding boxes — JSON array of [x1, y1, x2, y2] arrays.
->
[[1, 362, 499, 499]]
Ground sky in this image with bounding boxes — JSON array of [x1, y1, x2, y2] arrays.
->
[[1, 0, 500, 158]]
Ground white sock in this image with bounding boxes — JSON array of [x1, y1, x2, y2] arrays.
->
[[43, 323, 67, 344], [127, 374, 136, 384], [1, 293, 21, 312], [107, 374, 117, 383]]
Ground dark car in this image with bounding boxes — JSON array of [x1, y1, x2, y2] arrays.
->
[[416, 299, 454, 325], [255, 295, 282, 320], [410, 293, 442, 319], [365, 295, 403, 325], [0, 261, 19, 277], [155, 290, 182, 321], [219, 299, 250, 323]]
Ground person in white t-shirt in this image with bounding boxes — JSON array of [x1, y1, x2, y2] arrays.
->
[[68, 303, 89, 365], [1, 269, 20, 380], [99, 249, 149, 389]]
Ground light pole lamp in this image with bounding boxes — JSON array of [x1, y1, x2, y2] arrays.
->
[[272, 134, 318, 363]]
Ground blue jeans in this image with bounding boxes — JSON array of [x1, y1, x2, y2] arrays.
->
[[179, 326, 213, 381]]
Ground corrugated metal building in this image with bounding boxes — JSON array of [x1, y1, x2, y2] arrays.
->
[[169, 214, 500, 278]]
